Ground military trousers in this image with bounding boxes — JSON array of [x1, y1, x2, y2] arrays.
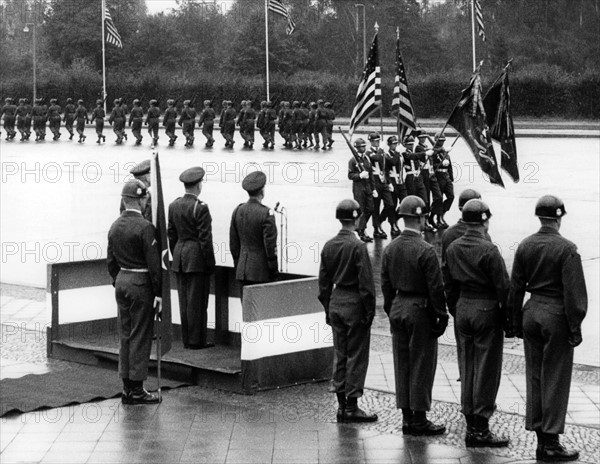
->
[[422, 173, 443, 216], [176, 272, 211, 347], [147, 119, 159, 138], [389, 295, 438, 411], [64, 114, 75, 133], [182, 121, 195, 140], [115, 271, 155, 381], [455, 297, 503, 419], [76, 118, 86, 134], [436, 173, 454, 214], [201, 120, 214, 142], [523, 297, 574, 434], [49, 116, 61, 136], [94, 119, 104, 136], [405, 175, 428, 210], [329, 288, 371, 398], [391, 182, 407, 222], [131, 118, 143, 140], [352, 183, 374, 231], [373, 183, 394, 229]]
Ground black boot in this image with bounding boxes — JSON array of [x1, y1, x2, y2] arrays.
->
[[358, 230, 373, 243], [411, 410, 446, 436], [466, 415, 509, 448], [343, 397, 377, 423], [336, 393, 346, 423], [464, 415, 476, 444], [536, 430, 545, 456], [401, 408, 413, 434], [537, 433, 579, 462], [122, 380, 160, 405], [121, 378, 131, 403]]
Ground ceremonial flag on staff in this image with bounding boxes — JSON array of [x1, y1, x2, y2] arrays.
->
[[104, 6, 122, 48], [483, 62, 519, 182], [391, 27, 417, 142], [268, 0, 296, 35], [474, 0, 486, 42], [349, 30, 381, 136], [151, 151, 172, 355], [447, 64, 504, 187]]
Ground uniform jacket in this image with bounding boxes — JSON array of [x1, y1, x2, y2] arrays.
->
[[441, 220, 491, 263], [74, 105, 88, 121], [387, 149, 404, 185], [348, 154, 374, 194]]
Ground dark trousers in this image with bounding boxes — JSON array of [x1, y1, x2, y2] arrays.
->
[[182, 121, 195, 140], [202, 120, 214, 142], [436, 173, 454, 214], [329, 289, 371, 398], [523, 298, 574, 434], [49, 116, 61, 136], [131, 118, 143, 140], [389, 296, 438, 411], [165, 120, 176, 139], [147, 119, 159, 138], [64, 115, 74, 134], [373, 183, 394, 229], [391, 182, 407, 223], [352, 183, 374, 231], [115, 272, 155, 381], [176, 272, 211, 347], [422, 173, 443, 216], [94, 119, 104, 136], [405, 175, 428, 210], [76, 118, 86, 135], [455, 297, 503, 419]]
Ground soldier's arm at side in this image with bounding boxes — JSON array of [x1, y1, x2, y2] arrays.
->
[[317, 253, 332, 323], [355, 243, 376, 325], [262, 211, 279, 276], [380, 249, 395, 315], [143, 224, 163, 297], [421, 247, 448, 321], [442, 249, 459, 317], [507, 246, 527, 336], [167, 203, 177, 255], [106, 233, 120, 285], [487, 246, 511, 333], [229, 207, 241, 265], [562, 247, 588, 346], [195, 204, 216, 272]]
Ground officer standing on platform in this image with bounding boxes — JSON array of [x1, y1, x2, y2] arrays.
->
[[318, 199, 378, 423], [107, 180, 161, 405], [367, 132, 394, 239], [508, 195, 587, 463], [348, 138, 376, 243], [120, 160, 152, 222], [386, 135, 406, 238], [168, 167, 216, 350], [381, 196, 448, 436], [198, 100, 215, 147], [163, 99, 178, 146], [443, 199, 511, 448], [91, 99, 106, 143], [63, 98, 76, 140], [129, 99, 144, 145], [74, 99, 88, 143], [229, 171, 278, 294]]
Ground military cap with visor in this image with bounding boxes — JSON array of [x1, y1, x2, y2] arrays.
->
[[130, 159, 151, 177], [179, 166, 206, 185], [242, 171, 267, 192]]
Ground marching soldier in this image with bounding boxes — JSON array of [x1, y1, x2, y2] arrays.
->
[[257, 101, 268, 148], [443, 199, 511, 448], [47, 98, 62, 140], [31, 97, 47, 141], [23, 98, 33, 140], [508, 195, 587, 462], [119, 160, 152, 222], [91, 99, 106, 143], [63, 98, 76, 140], [198, 99, 215, 147], [299, 101, 310, 148], [146, 99, 161, 147], [229, 171, 278, 294], [314, 99, 328, 150], [1, 98, 17, 141], [431, 133, 454, 228], [237, 100, 247, 146], [239, 100, 256, 149], [163, 99, 178, 146], [402, 135, 427, 207], [386, 135, 406, 238], [348, 138, 376, 243], [221, 100, 237, 148], [74, 99, 89, 143], [107, 180, 161, 405], [179, 99, 197, 147], [129, 99, 144, 145], [16, 98, 29, 141], [307, 101, 317, 148], [264, 101, 277, 149], [318, 199, 378, 423], [415, 133, 442, 231], [367, 132, 394, 239], [381, 195, 448, 436], [108, 98, 125, 144], [324, 102, 335, 149], [291, 101, 303, 149], [168, 167, 216, 349]]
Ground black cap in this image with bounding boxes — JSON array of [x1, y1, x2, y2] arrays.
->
[[335, 199, 361, 220], [179, 166, 206, 184], [130, 160, 151, 177], [387, 135, 398, 145], [242, 171, 266, 192]]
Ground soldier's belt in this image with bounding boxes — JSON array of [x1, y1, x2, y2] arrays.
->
[[436, 169, 448, 172], [120, 268, 149, 273], [529, 293, 563, 305], [460, 290, 497, 300], [405, 170, 420, 176]]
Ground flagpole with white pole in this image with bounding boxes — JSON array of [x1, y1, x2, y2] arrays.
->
[[101, 0, 107, 115], [265, 0, 270, 101], [471, 0, 477, 72]]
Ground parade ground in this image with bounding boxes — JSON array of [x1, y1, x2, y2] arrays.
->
[[1, 124, 599, 463]]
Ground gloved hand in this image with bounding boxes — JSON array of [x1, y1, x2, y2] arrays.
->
[[431, 317, 448, 337], [153, 296, 163, 320], [568, 331, 582, 347], [372, 190, 379, 198], [442, 159, 450, 167], [387, 183, 394, 192], [359, 171, 369, 179]]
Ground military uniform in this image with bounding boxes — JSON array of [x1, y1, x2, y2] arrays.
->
[[299, 102, 310, 148], [129, 101, 144, 145], [324, 102, 335, 148], [168, 167, 216, 349], [47, 99, 62, 140], [179, 101, 197, 147], [508, 196, 586, 462], [16, 99, 29, 141], [74, 101, 89, 143], [432, 137, 454, 226], [314, 101, 328, 150], [308, 102, 317, 148], [109, 99, 126, 143], [91, 100, 106, 143], [257, 101, 269, 148], [31, 99, 47, 141], [403, 140, 427, 206], [163, 100, 178, 146], [348, 141, 375, 242], [146, 100, 161, 145], [1, 98, 17, 140], [264, 103, 277, 149], [63, 99, 76, 140], [241, 102, 256, 148], [119, 160, 152, 222], [368, 134, 394, 239], [198, 101, 215, 147], [386, 137, 407, 236], [220, 101, 237, 148], [291, 101, 303, 149]]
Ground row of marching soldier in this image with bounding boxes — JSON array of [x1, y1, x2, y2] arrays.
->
[[318, 189, 587, 463]]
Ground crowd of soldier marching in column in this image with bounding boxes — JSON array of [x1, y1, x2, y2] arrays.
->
[[0, 96, 336, 150]]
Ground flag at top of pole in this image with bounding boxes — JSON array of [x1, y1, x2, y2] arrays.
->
[[105, 4, 123, 48], [348, 25, 381, 136], [268, 0, 296, 35], [474, 0, 486, 42], [391, 27, 417, 142]]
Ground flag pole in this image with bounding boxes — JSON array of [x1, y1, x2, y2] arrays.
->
[[471, 0, 476, 72], [265, 0, 270, 101], [101, 0, 107, 115]]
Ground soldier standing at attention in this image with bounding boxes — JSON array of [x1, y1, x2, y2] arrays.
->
[[508, 195, 587, 462], [229, 171, 278, 294], [179, 99, 197, 148], [198, 100, 215, 148], [443, 199, 511, 448], [1, 97, 17, 141], [367, 132, 394, 240], [47, 98, 62, 141], [63, 98, 76, 140], [74, 99, 89, 143], [163, 99, 178, 146], [386, 135, 405, 239], [348, 138, 376, 243], [381, 195, 448, 436], [119, 160, 152, 222], [168, 167, 216, 349], [107, 180, 161, 405], [146, 99, 161, 147], [129, 99, 144, 145], [318, 199, 378, 424], [91, 99, 106, 143]]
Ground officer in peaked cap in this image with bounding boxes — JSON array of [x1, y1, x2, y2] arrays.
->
[[230, 171, 278, 295], [508, 195, 586, 462], [168, 167, 216, 350], [381, 195, 448, 436], [119, 160, 152, 221], [443, 199, 510, 448], [318, 199, 378, 424], [107, 179, 162, 405]]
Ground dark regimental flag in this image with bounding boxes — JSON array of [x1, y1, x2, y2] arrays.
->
[[269, 0, 296, 35], [349, 30, 381, 136], [105, 6, 123, 48], [447, 64, 504, 187], [475, 0, 486, 42], [484, 62, 519, 182], [151, 151, 172, 355], [391, 27, 417, 142]]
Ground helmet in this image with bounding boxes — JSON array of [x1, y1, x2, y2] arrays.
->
[[317, 99, 324, 105], [66, 98, 73, 103], [167, 99, 175, 105], [368, 132, 380, 141], [324, 102, 331, 108], [121, 180, 147, 199], [335, 199, 361, 221], [183, 99, 191, 106], [133, 99, 140, 105], [387, 135, 398, 145], [292, 101, 299, 107], [95, 99, 102, 105], [403, 135, 415, 145], [203, 99, 211, 106], [397, 196, 427, 218], [435, 132, 446, 142], [353, 138, 366, 148], [50, 98, 57, 104], [18, 98, 25, 104], [113, 99, 120, 105], [77, 99, 84, 104], [150, 99, 158, 106], [535, 195, 566, 219], [462, 199, 492, 224], [5, 98, 11, 103], [457, 189, 482, 210]]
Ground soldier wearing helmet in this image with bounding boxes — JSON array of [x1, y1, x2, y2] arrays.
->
[[198, 99, 215, 148], [179, 99, 197, 147], [31, 97, 47, 141], [318, 199, 378, 424], [163, 99, 178, 146], [63, 97, 76, 140], [1, 97, 17, 141], [431, 132, 454, 228], [443, 199, 510, 448], [381, 195, 448, 436], [91, 99, 106, 143], [47, 98, 62, 141], [386, 135, 406, 238], [15, 98, 29, 140], [73, 99, 89, 143], [314, 99, 328, 150], [108, 97, 126, 144], [348, 137, 376, 242], [146, 99, 161, 147], [366, 132, 394, 239], [238, 100, 256, 149], [220, 100, 237, 148], [129, 99, 144, 145], [508, 195, 586, 462]]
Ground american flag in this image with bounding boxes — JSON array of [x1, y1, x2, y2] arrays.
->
[[391, 28, 417, 142], [268, 0, 296, 35], [348, 31, 381, 136], [105, 6, 123, 48], [475, 0, 486, 42]]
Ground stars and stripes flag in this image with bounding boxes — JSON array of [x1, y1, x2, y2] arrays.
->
[[348, 30, 381, 136], [474, 0, 486, 42], [268, 0, 296, 35], [105, 6, 123, 48], [391, 28, 417, 142]]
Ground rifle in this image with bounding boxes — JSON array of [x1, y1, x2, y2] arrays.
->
[[338, 126, 364, 172], [189, 93, 199, 108]]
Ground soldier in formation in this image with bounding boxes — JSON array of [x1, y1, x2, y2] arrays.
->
[[164, 99, 178, 146], [198, 100, 215, 148], [15, 98, 31, 141], [47, 98, 62, 141], [31, 97, 47, 141], [179, 99, 197, 147], [146, 99, 161, 147], [74, 99, 89, 143], [129, 99, 144, 145], [220, 100, 236, 148], [91, 99, 106, 143], [63, 98, 76, 140], [1, 97, 17, 141]]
